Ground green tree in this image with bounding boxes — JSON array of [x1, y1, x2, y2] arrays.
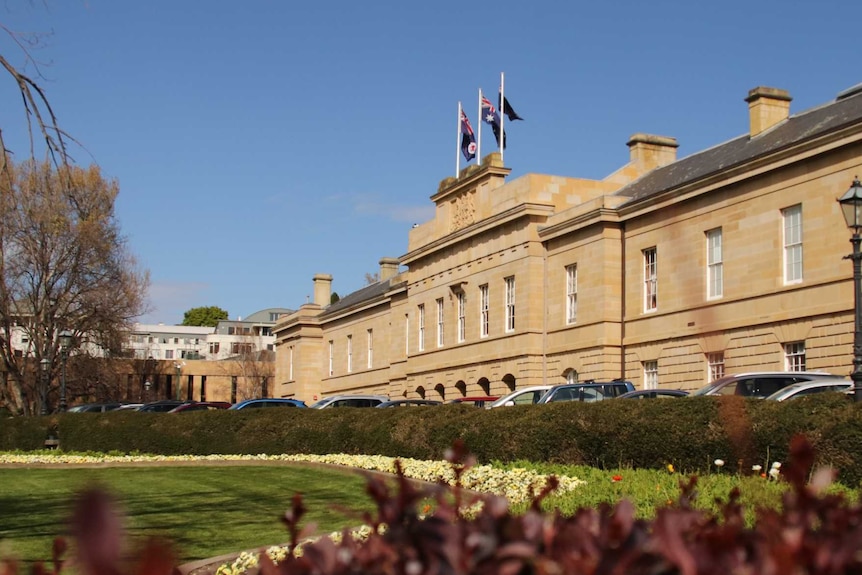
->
[[182, 306, 229, 327]]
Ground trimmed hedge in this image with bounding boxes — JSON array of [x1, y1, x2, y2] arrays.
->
[[3, 395, 862, 483]]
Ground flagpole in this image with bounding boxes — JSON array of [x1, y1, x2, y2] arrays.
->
[[477, 88, 482, 165], [456, 102, 462, 177], [500, 72, 505, 164]]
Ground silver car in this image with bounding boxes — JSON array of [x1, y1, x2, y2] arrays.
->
[[310, 394, 389, 408], [764, 378, 854, 401], [691, 371, 844, 398]]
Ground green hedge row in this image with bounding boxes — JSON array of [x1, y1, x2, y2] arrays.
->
[[3, 395, 862, 484]]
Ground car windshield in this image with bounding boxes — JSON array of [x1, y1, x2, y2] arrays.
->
[[310, 399, 331, 408]]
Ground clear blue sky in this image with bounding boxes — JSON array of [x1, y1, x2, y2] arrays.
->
[[2, 1, 859, 324]]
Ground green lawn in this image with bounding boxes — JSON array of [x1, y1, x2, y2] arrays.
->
[[0, 464, 377, 566]]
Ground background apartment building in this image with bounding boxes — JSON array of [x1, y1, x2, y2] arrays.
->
[[274, 83, 862, 404]]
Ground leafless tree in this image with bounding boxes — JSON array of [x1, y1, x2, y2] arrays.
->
[[0, 161, 149, 415]]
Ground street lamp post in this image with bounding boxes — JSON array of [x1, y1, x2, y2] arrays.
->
[[58, 330, 73, 412], [174, 362, 182, 401], [39, 357, 50, 415], [144, 380, 152, 402], [838, 177, 862, 402]]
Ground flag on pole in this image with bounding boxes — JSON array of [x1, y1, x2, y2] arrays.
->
[[499, 93, 523, 121], [460, 109, 477, 161], [481, 96, 506, 149]]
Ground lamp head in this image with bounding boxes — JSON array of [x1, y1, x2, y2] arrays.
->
[[838, 176, 862, 232]]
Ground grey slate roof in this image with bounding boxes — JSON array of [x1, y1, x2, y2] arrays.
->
[[321, 278, 394, 317], [614, 88, 862, 204]]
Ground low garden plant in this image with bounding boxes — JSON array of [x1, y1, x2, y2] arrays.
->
[[4, 434, 862, 575]]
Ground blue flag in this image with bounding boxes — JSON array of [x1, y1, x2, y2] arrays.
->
[[460, 109, 477, 161], [481, 96, 506, 149]]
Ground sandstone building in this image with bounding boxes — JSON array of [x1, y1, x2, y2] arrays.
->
[[273, 84, 862, 403]]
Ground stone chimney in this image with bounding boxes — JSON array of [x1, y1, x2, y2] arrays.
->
[[626, 134, 679, 172], [313, 273, 332, 306], [379, 257, 399, 281], [745, 86, 791, 137]]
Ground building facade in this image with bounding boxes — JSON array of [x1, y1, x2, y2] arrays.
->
[[274, 83, 862, 403]]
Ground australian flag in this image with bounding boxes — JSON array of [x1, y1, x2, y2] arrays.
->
[[499, 93, 523, 121], [460, 109, 477, 161], [481, 96, 506, 149]]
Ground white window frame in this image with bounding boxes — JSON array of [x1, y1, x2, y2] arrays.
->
[[418, 304, 425, 352], [367, 329, 373, 369], [783, 205, 803, 284], [457, 291, 466, 343], [566, 264, 578, 324], [405, 314, 409, 355], [436, 298, 444, 347], [328, 340, 334, 376], [504, 276, 516, 332], [784, 341, 806, 371], [479, 284, 489, 338], [706, 228, 723, 299], [643, 361, 658, 389], [707, 352, 725, 383], [346, 335, 352, 373], [643, 248, 657, 312], [289, 346, 294, 381]]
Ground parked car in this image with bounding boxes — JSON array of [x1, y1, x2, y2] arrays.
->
[[447, 396, 500, 408], [168, 401, 232, 413], [376, 399, 442, 408], [487, 386, 553, 408], [67, 402, 123, 413], [228, 398, 307, 410], [616, 389, 690, 400], [691, 372, 844, 398], [310, 395, 389, 408], [136, 400, 187, 413], [537, 380, 635, 404], [114, 403, 144, 411], [764, 378, 854, 401]]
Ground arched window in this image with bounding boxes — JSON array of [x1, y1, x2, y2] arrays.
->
[[415, 386, 426, 399], [501, 374, 516, 392], [455, 380, 467, 396], [434, 383, 446, 400], [477, 377, 491, 395], [563, 368, 578, 385]]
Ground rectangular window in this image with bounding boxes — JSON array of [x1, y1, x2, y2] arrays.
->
[[643, 248, 657, 312], [209, 342, 220, 355], [707, 352, 725, 382], [261, 327, 271, 336], [270, 312, 280, 322], [783, 205, 803, 284], [165, 350, 174, 359], [418, 304, 425, 352], [706, 228, 723, 299], [405, 314, 409, 355], [289, 346, 294, 380], [367, 329, 373, 368], [346, 335, 353, 373], [228, 327, 235, 335], [785, 341, 806, 371], [230, 343, 253, 355], [643, 361, 658, 389], [566, 264, 578, 324], [504, 276, 516, 332], [436, 298, 444, 347], [328, 340, 334, 376], [479, 284, 489, 337], [457, 292, 466, 342]]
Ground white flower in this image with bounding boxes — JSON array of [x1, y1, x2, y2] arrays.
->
[[771, 461, 781, 469], [752, 464, 762, 472], [714, 459, 725, 467], [769, 467, 780, 478]]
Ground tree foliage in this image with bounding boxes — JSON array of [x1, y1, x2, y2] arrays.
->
[[0, 161, 148, 415], [182, 306, 228, 327]]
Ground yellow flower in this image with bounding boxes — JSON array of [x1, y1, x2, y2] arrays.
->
[[667, 464, 675, 474]]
